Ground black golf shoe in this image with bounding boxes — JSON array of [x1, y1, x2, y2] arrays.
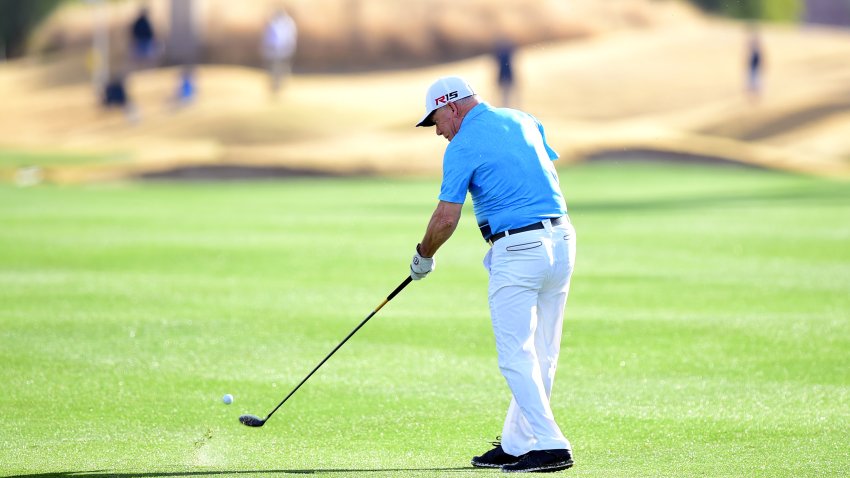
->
[[501, 448, 574, 473], [471, 438, 520, 468]]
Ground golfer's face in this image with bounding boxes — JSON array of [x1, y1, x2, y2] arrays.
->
[[433, 105, 457, 142]]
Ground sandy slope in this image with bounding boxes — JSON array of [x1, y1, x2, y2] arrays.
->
[[1, 16, 850, 182]]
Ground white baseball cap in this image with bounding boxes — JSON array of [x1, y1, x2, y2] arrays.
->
[[416, 76, 476, 127]]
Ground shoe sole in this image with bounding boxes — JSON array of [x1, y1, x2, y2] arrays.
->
[[472, 460, 519, 468], [502, 460, 574, 473]]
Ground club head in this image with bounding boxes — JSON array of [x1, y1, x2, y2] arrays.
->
[[239, 414, 266, 427]]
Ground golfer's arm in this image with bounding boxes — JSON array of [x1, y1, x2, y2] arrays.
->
[[418, 201, 462, 257]]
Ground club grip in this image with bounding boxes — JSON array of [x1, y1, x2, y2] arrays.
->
[[387, 276, 413, 301]]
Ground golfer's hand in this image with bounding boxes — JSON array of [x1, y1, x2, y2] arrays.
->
[[410, 244, 435, 280]]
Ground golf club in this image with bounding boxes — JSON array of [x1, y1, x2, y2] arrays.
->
[[239, 275, 413, 427]]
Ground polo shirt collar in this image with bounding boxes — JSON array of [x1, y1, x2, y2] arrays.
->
[[462, 102, 489, 125]]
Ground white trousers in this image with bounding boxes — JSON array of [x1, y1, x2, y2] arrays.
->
[[483, 218, 576, 456]]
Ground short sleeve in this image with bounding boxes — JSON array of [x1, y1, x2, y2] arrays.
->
[[535, 118, 559, 161], [438, 144, 473, 204]]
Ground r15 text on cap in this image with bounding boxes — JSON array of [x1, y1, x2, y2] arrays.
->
[[435, 91, 459, 106]]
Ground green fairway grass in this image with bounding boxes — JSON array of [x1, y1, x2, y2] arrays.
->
[[1, 162, 848, 477], [0, 148, 121, 169]]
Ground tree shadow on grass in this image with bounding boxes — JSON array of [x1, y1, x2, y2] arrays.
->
[[5, 468, 481, 478]]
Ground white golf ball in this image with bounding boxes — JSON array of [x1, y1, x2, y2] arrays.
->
[[222, 393, 233, 405]]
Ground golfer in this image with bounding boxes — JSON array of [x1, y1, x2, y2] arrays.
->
[[409, 76, 576, 473]]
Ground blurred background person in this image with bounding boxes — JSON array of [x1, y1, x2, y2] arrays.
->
[[746, 25, 764, 103], [129, 5, 157, 68], [102, 71, 140, 123], [170, 65, 196, 110], [261, 8, 297, 97], [494, 37, 517, 108]]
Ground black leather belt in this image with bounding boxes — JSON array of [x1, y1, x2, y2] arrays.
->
[[482, 216, 566, 245]]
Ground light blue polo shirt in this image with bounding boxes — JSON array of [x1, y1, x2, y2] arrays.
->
[[438, 102, 567, 236]]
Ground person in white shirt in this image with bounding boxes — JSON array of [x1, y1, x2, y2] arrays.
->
[[262, 10, 297, 95]]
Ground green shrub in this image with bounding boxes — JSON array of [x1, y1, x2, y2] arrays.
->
[[686, 0, 802, 22]]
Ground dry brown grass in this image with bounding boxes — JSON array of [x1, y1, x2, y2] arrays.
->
[[3, 1, 850, 182], [31, 0, 692, 70]]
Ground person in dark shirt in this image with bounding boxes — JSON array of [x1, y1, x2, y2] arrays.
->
[[494, 38, 516, 108], [746, 26, 765, 102], [130, 7, 156, 62]]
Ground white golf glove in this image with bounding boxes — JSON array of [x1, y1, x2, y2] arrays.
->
[[410, 244, 435, 280]]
